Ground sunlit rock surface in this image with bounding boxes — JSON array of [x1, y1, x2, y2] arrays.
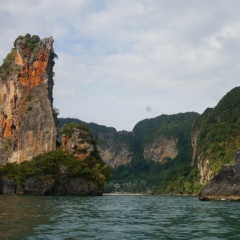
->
[[0, 36, 57, 164]]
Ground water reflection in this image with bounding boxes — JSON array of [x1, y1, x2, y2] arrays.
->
[[0, 195, 54, 239]]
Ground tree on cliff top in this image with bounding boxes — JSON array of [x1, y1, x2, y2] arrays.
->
[[14, 34, 40, 52], [60, 122, 93, 137]]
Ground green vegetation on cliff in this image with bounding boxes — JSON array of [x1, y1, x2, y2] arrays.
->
[[0, 34, 40, 78], [0, 34, 52, 81], [133, 112, 199, 157], [0, 149, 111, 191], [134, 112, 199, 144], [59, 118, 117, 139], [108, 159, 201, 194], [14, 34, 40, 52], [61, 122, 92, 137], [0, 52, 15, 78], [193, 87, 240, 177]]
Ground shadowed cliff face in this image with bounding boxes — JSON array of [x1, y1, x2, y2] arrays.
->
[[0, 35, 57, 164]]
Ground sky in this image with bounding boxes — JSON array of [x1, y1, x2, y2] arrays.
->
[[1, 0, 240, 131]]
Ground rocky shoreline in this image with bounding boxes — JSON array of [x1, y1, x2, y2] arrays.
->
[[198, 163, 240, 201], [103, 193, 143, 196], [0, 176, 103, 196]]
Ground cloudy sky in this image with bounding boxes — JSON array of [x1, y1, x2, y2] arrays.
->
[[1, 0, 240, 131]]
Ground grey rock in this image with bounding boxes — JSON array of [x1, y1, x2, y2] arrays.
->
[[0, 176, 103, 196], [51, 178, 103, 196], [16, 177, 55, 195], [0, 177, 16, 194], [199, 163, 240, 201]]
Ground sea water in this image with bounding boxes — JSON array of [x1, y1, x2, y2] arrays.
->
[[0, 195, 240, 239]]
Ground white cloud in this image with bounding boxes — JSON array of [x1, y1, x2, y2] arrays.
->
[[221, 24, 240, 39]]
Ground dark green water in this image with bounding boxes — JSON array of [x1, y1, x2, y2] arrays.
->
[[0, 195, 240, 239]]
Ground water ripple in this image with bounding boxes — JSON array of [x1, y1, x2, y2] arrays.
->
[[1, 195, 240, 239]]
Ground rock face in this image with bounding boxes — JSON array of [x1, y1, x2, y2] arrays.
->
[[58, 118, 134, 168], [198, 158, 212, 185], [192, 119, 213, 184], [192, 132, 212, 184], [96, 131, 133, 168], [0, 176, 103, 196], [198, 163, 240, 201], [0, 35, 57, 164], [0, 177, 16, 194], [144, 137, 178, 163], [61, 129, 94, 160], [50, 178, 103, 196]]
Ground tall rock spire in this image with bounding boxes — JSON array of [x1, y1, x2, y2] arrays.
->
[[0, 34, 58, 163]]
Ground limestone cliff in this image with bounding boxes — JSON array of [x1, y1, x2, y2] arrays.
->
[[132, 112, 199, 164], [58, 118, 133, 168], [0, 34, 57, 164], [59, 113, 198, 168], [143, 137, 178, 163], [96, 130, 133, 168], [192, 130, 212, 184]]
